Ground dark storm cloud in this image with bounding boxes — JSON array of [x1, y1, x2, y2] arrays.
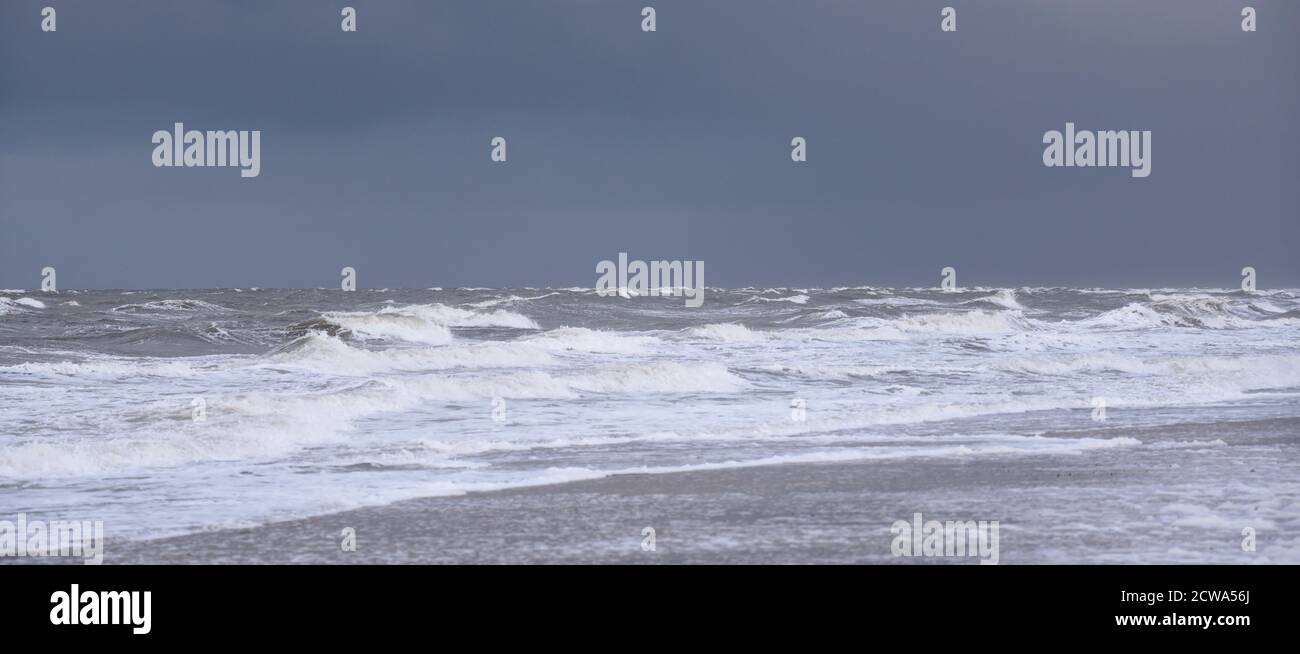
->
[[1, 0, 1296, 288]]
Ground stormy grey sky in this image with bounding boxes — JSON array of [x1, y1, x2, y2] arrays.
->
[[1, 0, 1296, 289]]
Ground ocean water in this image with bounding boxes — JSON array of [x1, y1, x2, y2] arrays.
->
[[1, 286, 1298, 543]]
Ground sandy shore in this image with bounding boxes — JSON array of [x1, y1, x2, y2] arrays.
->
[[104, 418, 1298, 564]]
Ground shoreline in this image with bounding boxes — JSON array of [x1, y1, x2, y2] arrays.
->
[[96, 417, 1299, 564]]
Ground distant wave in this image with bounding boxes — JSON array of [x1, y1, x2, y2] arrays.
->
[[270, 331, 554, 374], [567, 360, 744, 394], [962, 289, 1025, 310], [318, 303, 538, 344], [318, 308, 454, 345], [111, 299, 231, 314], [853, 296, 941, 307], [744, 293, 810, 305], [0, 297, 46, 314], [521, 327, 659, 353], [1084, 294, 1298, 330], [680, 323, 768, 342], [465, 292, 561, 308], [884, 309, 1032, 333]]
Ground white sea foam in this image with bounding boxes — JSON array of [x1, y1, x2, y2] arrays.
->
[[0, 357, 209, 378], [1147, 439, 1227, 450], [603, 435, 1142, 475], [890, 310, 1032, 333], [270, 332, 554, 373], [0, 388, 388, 477], [681, 323, 768, 342], [996, 353, 1300, 381], [566, 361, 744, 394], [521, 327, 659, 353], [807, 310, 1034, 341]]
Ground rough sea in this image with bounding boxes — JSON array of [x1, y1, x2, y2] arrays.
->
[[2, 286, 1298, 549]]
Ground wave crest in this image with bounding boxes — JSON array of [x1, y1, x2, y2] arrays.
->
[[962, 289, 1025, 310], [317, 303, 538, 344]]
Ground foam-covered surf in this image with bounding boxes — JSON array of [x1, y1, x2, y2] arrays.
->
[[2, 286, 1298, 540]]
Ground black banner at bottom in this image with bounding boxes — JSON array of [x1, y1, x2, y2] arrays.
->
[[1, 564, 1287, 643]]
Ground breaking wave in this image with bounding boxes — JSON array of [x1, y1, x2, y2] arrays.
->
[[317, 303, 538, 344], [680, 323, 768, 342], [963, 289, 1025, 310], [0, 297, 46, 314], [111, 299, 231, 314], [1082, 295, 1296, 330], [521, 327, 659, 353]]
